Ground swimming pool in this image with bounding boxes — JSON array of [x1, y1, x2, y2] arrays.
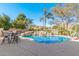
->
[[22, 35, 70, 44]]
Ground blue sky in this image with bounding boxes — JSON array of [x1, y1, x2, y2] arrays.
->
[[0, 3, 57, 26]]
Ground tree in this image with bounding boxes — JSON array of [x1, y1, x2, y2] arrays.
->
[[13, 13, 28, 29], [13, 13, 33, 29], [40, 8, 48, 29], [0, 14, 11, 30], [52, 3, 77, 29], [72, 24, 79, 33], [46, 12, 61, 26], [0, 15, 3, 28], [25, 18, 33, 29]]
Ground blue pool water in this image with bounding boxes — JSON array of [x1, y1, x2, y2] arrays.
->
[[23, 36, 70, 44]]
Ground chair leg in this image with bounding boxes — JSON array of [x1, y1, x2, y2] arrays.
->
[[16, 39, 18, 43], [12, 38, 15, 43], [1, 38, 5, 45], [15, 37, 19, 43], [8, 38, 11, 44], [18, 37, 21, 43]]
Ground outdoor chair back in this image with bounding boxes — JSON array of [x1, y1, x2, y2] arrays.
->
[[1, 31, 11, 44], [1, 31, 20, 44]]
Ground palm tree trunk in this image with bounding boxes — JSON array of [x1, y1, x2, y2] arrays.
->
[[66, 22, 68, 29], [44, 18, 46, 31]]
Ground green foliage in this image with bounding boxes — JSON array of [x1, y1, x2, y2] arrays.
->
[[3, 23, 11, 30], [58, 29, 70, 35], [71, 24, 79, 33], [0, 13, 33, 30], [0, 14, 11, 30], [52, 25, 70, 35], [12, 13, 32, 29]]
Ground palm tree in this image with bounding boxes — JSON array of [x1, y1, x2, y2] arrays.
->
[[40, 8, 48, 30]]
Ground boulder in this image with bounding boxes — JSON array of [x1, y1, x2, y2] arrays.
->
[[0, 28, 4, 37]]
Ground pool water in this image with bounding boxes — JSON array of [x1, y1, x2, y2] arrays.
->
[[23, 35, 70, 44]]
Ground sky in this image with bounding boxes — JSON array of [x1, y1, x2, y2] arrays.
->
[[0, 3, 57, 27]]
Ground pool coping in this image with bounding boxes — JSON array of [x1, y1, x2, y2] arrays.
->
[[19, 36, 34, 41], [52, 35, 79, 42], [19, 35, 71, 41], [19, 35, 79, 43]]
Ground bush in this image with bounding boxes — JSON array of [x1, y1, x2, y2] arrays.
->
[[3, 23, 11, 30]]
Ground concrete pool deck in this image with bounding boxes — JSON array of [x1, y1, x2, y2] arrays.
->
[[0, 39, 79, 56]]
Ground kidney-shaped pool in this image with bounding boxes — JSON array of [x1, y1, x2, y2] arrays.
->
[[21, 35, 70, 44]]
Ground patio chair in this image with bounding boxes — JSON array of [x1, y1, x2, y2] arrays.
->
[[1, 31, 11, 44], [12, 31, 21, 43], [8, 32, 15, 44]]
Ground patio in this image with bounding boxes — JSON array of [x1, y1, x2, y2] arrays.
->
[[0, 39, 79, 56]]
